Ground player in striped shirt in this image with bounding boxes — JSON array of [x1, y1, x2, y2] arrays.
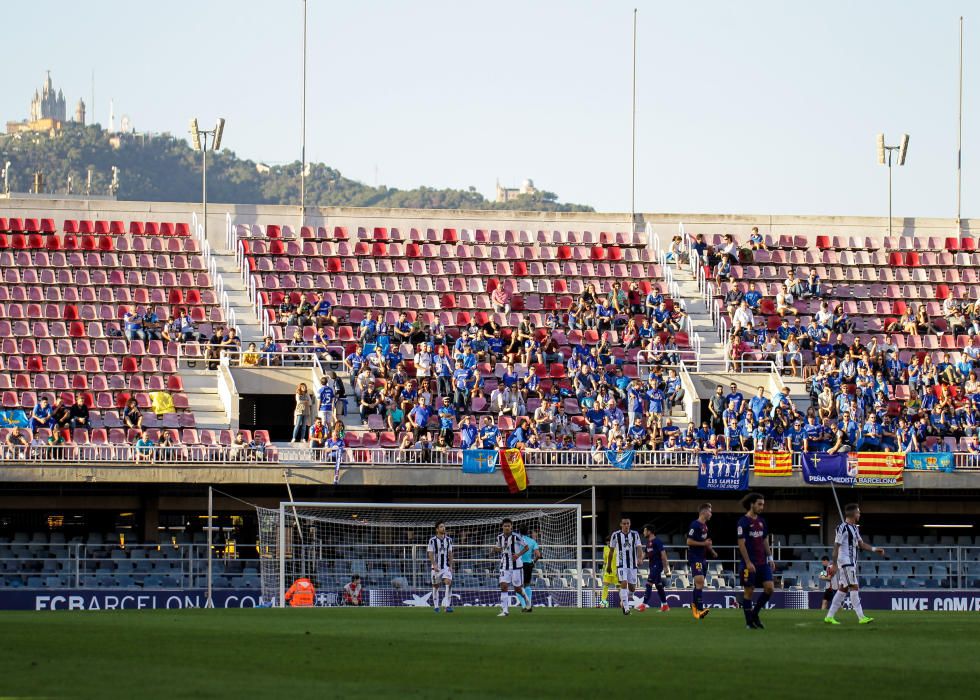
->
[[609, 517, 643, 615], [492, 518, 530, 617], [825, 503, 886, 625], [427, 521, 455, 613]]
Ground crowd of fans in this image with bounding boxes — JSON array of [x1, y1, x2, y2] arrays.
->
[[697, 230, 980, 456]]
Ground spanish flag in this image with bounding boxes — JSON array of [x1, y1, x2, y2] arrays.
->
[[499, 449, 529, 493], [754, 451, 792, 477], [855, 452, 905, 487]]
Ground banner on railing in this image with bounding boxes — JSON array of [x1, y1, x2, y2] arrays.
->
[[462, 450, 498, 474], [906, 452, 955, 473], [500, 449, 528, 493], [697, 453, 749, 490], [605, 449, 635, 470], [854, 452, 905, 487], [801, 452, 854, 485], [753, 451, 792, 477]]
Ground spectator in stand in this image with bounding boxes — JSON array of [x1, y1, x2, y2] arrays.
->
[[491, 283, 512, 314], [206, 327, 224, 370], [719, 233, 739, 263], [317, 375, 336, 425], [258, 336, 279, 366], [312, 292, 336, 329], [5, 427, 29, 459], [170, 309, 197, 343], [158, 430, 180, 461], [775, 283, 799, 317], [292, 383, 313, 443], [123, 306, 145, 342], [309, 417, 327, 457], [744, 282, 763, 312], [627, 282, 644, 315], [241, 342, 261, 367], [800, 269, 824, 299], [51, 397, 71, 438], [479, 415, 501, 449], [644, 286, 664, 318], [69, 395, 90, 432], [220, 328, 241, 359], [122, 398, 143, 432], [359, 382, 380, 426], [732, 300, 755, 334], [134, 430, 155, 463], [141, 305, 162, 341], [748, 226, 768, 251]]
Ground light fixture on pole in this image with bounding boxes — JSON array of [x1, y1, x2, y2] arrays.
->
[[188, 117, 226, 243], [876, 132, 909, 238]]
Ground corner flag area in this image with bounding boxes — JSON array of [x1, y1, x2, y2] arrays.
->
[[0, 609, 973, 698]]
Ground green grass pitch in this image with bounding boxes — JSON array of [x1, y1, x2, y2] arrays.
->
[[0, 608, 974, 698]]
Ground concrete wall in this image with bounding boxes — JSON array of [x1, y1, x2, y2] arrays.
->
[[1, 197, 972, 253]]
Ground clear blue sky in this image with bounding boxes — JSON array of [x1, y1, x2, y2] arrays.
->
[[2, 0, 977, 218]]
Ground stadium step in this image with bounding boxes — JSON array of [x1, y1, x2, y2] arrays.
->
[[179, 369, 229, 429], [210, 251, 263, 344]]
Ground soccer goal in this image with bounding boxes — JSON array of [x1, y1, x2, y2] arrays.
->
[[256, 502, 584, 608]]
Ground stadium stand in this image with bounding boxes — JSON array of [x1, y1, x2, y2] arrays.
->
[[0, 217, 231, 452]]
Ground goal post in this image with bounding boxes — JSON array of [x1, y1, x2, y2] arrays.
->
[[257, 502, 584, 608]]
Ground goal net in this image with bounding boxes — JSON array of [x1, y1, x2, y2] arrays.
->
[[256, 502, 584, 608]]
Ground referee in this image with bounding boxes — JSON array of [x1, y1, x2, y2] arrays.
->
[[520, 528, 542, 612]]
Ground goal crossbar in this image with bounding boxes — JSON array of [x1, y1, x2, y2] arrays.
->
[[263, 501, 584, 608]]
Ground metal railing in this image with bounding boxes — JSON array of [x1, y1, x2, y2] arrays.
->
[[2, 445, 979, 471]]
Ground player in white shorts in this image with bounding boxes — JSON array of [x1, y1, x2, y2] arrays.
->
[[493, 518, 530, 617], [825, 503, 886, 626], [427, 520, 455, 613], [609, 517, 643, 615]]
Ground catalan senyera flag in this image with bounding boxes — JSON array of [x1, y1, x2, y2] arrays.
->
[[854, 452, 905, 487], [499, 449, 529, 494], [753, 451, 793, 477]]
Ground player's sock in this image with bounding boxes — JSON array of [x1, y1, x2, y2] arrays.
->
[[442, 585, 452, 609], [643, 583, 654, 606], [741, 597, 753, 625], [693, 586, 703, 610], [432, 588, 440, 609], [655, 584, 666, 606], [524, 586, 532, 608], [848, 590, 865, 619], [600, 584, 610, 603], [621, 589, 629, 611], [752, 591, 771, 617], [500, 591, 509, 614], [827, 590, 846, 618]]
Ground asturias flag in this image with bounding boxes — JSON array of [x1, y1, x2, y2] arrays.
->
[[753, 451, 792, 477], [499, 449, 529, 493], [0, 410, 29, 428], [906, 452, 955, 473], [462, 449, 498, 474]]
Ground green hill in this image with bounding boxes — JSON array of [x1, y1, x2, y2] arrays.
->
[[0, 125, 593, 212]]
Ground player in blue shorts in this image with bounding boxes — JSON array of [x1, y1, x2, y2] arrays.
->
[[737, 492, 775, 629], [636, 523, 670, 612], [686, 503, 716, 620]]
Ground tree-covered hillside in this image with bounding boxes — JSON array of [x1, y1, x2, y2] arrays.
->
[[0, 125, 593, 212]]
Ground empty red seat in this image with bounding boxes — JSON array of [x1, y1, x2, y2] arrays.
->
[[372, 227, 388, 240], [371, 242, 387, 257], [266, 225, 281, 238], [905, 251, 920, 267], [129, 221, 145, 235], [144, 222, 160, 235], [27, 233, 44, 249], [160, 222, 175, 236], [175, 223, 190, 237], [945, 237, 961, 251]]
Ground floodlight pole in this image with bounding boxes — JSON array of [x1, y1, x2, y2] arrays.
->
[[630, 8, 637, 228], [189, 119, 225, 246], [957, 16, 964, 226], [887, 148, 893, 239], [301, 0, 308, 230]]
